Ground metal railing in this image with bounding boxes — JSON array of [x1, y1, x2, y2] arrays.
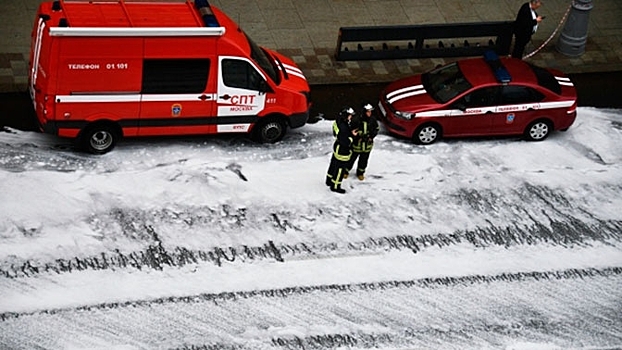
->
[[335, 21, 515, 61]]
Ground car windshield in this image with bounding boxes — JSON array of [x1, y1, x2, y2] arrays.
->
[[423, 63, 472, 104], [245, 34, 281, 85]]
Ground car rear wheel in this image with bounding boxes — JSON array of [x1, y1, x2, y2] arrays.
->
[[413, 124, 441, 145], [252, 116, 287, 143], [79, 124, 119, 154], [524, 120, 552, 141]]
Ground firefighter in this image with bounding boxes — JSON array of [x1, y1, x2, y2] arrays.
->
[[325, 107, 358, 194], [346, 103, 380, 181]]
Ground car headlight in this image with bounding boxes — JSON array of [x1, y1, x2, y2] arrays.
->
[[395, 111, 415, 120]]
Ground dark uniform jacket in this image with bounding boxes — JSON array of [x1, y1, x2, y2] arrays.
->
[[332, 117, 353, 161], [351, 114, 379, 153]]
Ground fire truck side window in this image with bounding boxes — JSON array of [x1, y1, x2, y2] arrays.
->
[[142, 59, 210, 94], [222, 59, 264, 91]]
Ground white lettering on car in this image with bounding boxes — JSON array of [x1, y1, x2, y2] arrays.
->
[[105, 63, 128, 69], [68, 64, 100, 70]]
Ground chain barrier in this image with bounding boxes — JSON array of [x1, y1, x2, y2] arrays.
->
[[523, 2, 573, 59]]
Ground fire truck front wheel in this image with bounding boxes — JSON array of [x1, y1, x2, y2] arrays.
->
[[252, 116, 287, 143], [79, 123, 120, 154]]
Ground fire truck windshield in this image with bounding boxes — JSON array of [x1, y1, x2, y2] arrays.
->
[[246, 34, 281, 85]]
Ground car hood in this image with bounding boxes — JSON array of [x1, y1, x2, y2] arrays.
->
[[383, 75, 440, 112]]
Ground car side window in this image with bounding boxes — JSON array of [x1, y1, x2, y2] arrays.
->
[[222, 58, 265, 91], [500, 86, 545, 105], [455, 86, 500, 108]]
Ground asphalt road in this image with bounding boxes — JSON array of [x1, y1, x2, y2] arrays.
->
[[1, 71, 621, 132]]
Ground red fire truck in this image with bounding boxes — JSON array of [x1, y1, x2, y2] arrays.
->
[[29, 0, 311, 154]]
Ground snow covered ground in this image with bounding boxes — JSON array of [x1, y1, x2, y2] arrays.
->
[[1, 107, 621, 350]]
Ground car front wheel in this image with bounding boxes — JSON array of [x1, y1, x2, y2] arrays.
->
[[524, 120, 552, 141], [413, 124, 441, 145]]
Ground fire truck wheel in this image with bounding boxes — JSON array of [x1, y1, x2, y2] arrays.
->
[[524, 119, 552, 141], [80, 124, 119, 154], [252, 117, 287, 143]]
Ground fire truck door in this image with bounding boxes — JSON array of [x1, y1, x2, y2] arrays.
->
[[138, 58, 215, 136], [216, 57, 267, 133]]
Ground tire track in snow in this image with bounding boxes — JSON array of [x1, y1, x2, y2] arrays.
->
[[2, 266, 620, 321], [1, 217, 620, 278], [1, 268, 621, 349]]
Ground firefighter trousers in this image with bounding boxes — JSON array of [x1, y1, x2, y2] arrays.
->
[[347, 150, 371, 176], [326, 156, 349, 190]]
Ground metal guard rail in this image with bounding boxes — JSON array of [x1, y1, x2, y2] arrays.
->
[[335, 21, 515, 61]]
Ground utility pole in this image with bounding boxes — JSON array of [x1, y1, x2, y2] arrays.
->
[[556, 0, 593, 57]]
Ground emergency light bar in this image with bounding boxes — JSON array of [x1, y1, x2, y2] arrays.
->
[[49, 27, 225, 37], [194, 0, 219, 27], [484, 50, 511, 83]]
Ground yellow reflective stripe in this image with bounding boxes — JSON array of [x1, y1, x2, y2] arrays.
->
[[335, 169, 343, 184], [335, 153, 351, 161], [334, 145, 351, 161]]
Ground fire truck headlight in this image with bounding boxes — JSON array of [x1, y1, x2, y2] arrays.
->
[[395, 110, 415, 120]]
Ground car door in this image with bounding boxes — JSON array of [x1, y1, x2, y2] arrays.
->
[[492, 85, 545, 134], [446, 86, 500, 136], [216, 56, 268, 133]]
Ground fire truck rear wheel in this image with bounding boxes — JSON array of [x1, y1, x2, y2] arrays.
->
[[80, 124, 119, 154], [253, 117, 286, 143]]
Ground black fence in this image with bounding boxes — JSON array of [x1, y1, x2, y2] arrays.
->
[[335, 21, 515, 61]]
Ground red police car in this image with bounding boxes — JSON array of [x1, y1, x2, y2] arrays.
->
[[378, 51, 577, 144]]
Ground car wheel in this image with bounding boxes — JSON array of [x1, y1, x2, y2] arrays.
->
[[413, 124, 441, 145], [524, 120, 552, 141], [252, 117, 286, 143], [80, 124, 119, 154]]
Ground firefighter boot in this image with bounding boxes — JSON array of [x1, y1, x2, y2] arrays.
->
[[357, 174, 365, 181], [331, 187, 346, 194]]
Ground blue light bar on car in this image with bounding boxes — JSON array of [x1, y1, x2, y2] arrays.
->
[[484, 51, 512, 83]]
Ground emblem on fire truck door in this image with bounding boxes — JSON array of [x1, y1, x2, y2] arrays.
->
[[506, 113, 515, 124], [172, 104, 182, 117], [171, 103, 181, 117]]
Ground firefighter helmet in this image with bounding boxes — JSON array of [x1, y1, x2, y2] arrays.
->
[[340, 107, 355, 118]]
